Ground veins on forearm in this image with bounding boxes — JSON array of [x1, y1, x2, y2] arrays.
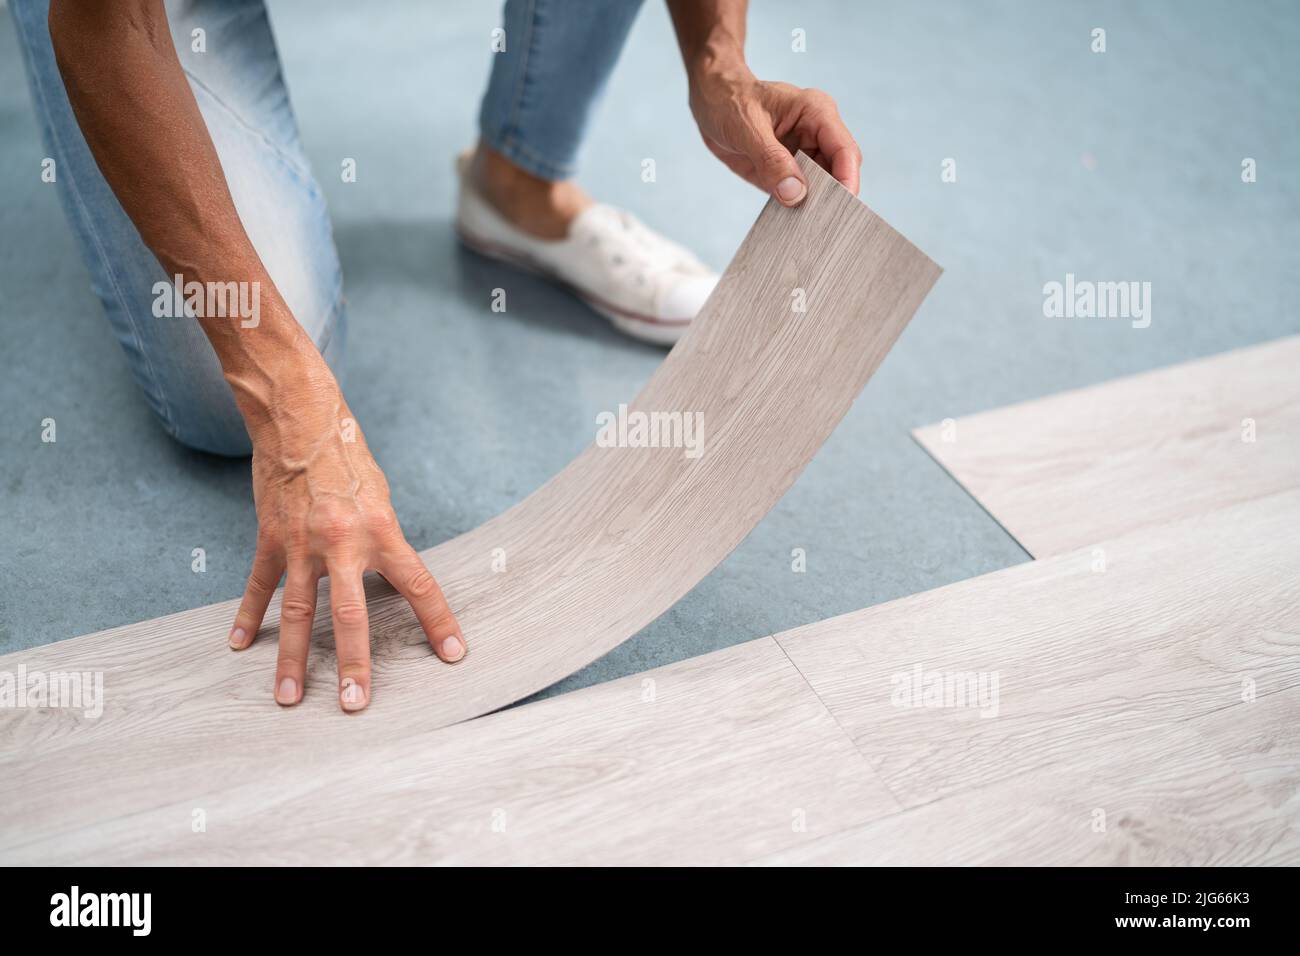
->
[[666, 0, 750, 79]]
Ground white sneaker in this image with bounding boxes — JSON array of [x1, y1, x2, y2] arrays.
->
[[454, 156, 718, 346]]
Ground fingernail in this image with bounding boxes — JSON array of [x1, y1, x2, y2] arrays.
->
[[276, 676, 298, 705], [440, 635, 465, 661], [776, 177, 806, 204], [340, 677, 367, 712], [229, 626, 247, 650]]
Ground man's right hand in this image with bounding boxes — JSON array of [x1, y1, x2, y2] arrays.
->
[[226, 356, 466, 713]]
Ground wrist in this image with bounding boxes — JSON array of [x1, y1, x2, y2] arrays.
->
[[683, 35, 750, 89], [224, 330, 340, 447], [688, 57, 758, 121]]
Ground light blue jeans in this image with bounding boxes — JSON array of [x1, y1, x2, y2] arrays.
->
[[11, 0, 645, 456]]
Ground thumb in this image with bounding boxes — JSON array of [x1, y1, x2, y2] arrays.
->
[[744, 128, 806, 206]]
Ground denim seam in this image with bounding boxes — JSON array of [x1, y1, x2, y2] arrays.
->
[[315, 275, 345, 358], [498, 0, 537, 158], [485, 0, 575, 181], [181, 67, 316, 186], [181, 68, 342, 358], [13, 9, 180, 436]]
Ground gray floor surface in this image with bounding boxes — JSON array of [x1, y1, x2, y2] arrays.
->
[[1, 0, 1296, 703]]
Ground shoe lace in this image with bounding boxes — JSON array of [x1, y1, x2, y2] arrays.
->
[[584, 208, 683, 287]]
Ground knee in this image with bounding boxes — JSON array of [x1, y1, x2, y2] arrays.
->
[[164, 416, 253, 458], [152, 387, 253, 458], [170, 421, 253, 459]]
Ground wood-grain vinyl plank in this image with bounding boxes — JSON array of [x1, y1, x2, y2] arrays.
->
[[3, 638, 902, 865], [1191, 684, 1300, 836], [774, 490, 1300, 814], [9, 185, 1292, 864], [754, 722, 1296, 866], [0, 153, 940, 853], [912, 336, 1300, 557], [8, 492, 1295, 864]]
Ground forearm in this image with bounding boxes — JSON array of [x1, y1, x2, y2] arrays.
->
[[47, 0, 327, 437], [665, 0, 750, 80]]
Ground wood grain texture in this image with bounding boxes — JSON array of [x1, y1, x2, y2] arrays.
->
[[0, 153, 940, 851], [10, 495, 1294, 864], [913, 336, 1300, 556], [755, 722, 1297, 866], [774, 490, 1300, 812], [1191, 685, 1300, 836], [6, 490, 1293, 865], [3, 638, 901, 865]]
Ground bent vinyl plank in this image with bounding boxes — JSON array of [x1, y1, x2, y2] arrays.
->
[[912, 336, 1300, 557], [773, 490, 1300, 811], [3, 638, 901, 865], [0, 153, 940, 849]]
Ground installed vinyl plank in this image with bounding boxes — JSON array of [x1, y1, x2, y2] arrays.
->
[[0, 153, 939, 851], [15, 500, 1294, 865], [912, 336, 1300, 557], [8, 506, 1293, 865], [2, 638, 900, 866], [1190, 684, 1300, 834], [754, 722, 1296, 866], [773, 490, 1300, 810], [16, 489, 1295, 863]]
